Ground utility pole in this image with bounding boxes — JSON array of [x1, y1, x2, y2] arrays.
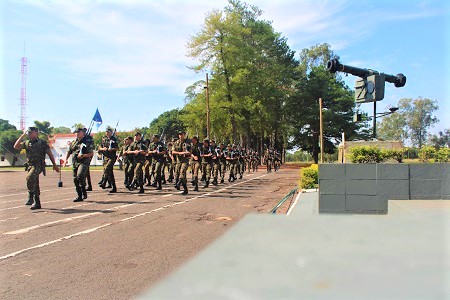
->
[[319, 98, 324, 163], [205, 73, 211, 139]]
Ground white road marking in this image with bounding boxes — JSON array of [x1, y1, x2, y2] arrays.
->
[[0, 187, 71, 199], [0, 173, 268, 260]]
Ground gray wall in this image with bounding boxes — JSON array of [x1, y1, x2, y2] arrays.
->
[[319, 163, 450, 214]]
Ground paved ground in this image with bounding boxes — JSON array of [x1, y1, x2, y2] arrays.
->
[[0, 166, 299, 300], [142, 192, 450, 299]]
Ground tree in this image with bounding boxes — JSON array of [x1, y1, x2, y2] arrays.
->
[[428, 129, 450, 148], [377, 97, 439, 147], [71, 123, 86, 132], [52, 126, 71, 134], [286, 43, 370, 163], [185, 0, 298, 151], [404, 97, 439, 148], [376, 112, 407, 141], [32, 120, 53, 141], [0, 119, 17, 131], [146, 109, 185, 142], [0, 129, 22, 155]]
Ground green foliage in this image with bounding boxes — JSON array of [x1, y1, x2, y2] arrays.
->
[[418, 146, 436, 162], [347, 146, 388, 163], [146, 109, 185, 142], [286, 150, 312, 162], [435, 148, 450, 163], [0, 129, 22, 155], [383, 148, 404, 163], [377, 97, 439, 147], [286, 44, 371, 164], [0, 119, 17, 131], [52, 126, 71, 134], [428, 129, 450, 148], [300, 164, 318, 189], [186, 0, 298, 149]]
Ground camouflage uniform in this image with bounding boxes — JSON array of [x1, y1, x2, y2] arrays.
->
[[67, 137, 93, 201], [129, 137, 147, 193], [190, 139, 202, 191], [173, 137, 191, 194], [20, 138, 49, 197], [150, 139, 166, 189], [120, 141, 134, 188], [99, 134, 118, 191], [210, 142, 220, 185], [226, 146, 238, 182], [218, 144, 227, 183], [200, 140, 213, 188]]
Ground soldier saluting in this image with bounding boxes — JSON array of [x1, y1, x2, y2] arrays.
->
[[14, 127, 60, 210]]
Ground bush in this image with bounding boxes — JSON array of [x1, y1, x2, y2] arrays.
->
[[300, 164, 318, 189], [418, 146, 436, 162], [347, 146, 387, 163], [435, 148, 450, 163]]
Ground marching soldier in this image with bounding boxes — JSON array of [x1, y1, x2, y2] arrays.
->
[[190, 136, 201, 192], [200, 138, 213, 188], [165, 141, 174, 183], [98, 127, 118, 193], [148, 134, 166, 190], [14, 127, 60, 210], [218, 143, 227, 183], [144, 139, 153, 186], [119, 136, 134, 188], [63, 128, 94, 202], [210, 140, 220, 185], [226, 144, 237, 182], [172, 131, 191, 195], [128, 132, 147, 193]]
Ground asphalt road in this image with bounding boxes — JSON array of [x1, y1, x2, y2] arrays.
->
[[0, 166, 299, 300]]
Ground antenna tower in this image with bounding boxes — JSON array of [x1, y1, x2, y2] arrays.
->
[[19, 53, 28, 131]]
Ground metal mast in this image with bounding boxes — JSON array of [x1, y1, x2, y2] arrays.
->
[[19, 48, 28, 131]]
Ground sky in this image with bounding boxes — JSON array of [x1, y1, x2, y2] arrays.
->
[[1, 0, 449, 135]]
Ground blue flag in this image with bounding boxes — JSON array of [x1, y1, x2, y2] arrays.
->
[[92, 108, 102, 131]]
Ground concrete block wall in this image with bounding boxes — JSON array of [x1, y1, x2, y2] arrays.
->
[[318, 163, 450, 214]]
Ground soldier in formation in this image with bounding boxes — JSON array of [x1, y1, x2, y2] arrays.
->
[[98, 127, 118, 193], [63, 128, 94, 202], [14, 127, 60, 210]]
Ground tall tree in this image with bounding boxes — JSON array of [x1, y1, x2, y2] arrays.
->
[[0, 119, 17, 131], [146, 109, 185, 142], [377, 97, 439, 147], [186, 0, 298, 149], [286, 43, 369, 163], [0, 120, 21, 156], [428, 129, 450, 148]]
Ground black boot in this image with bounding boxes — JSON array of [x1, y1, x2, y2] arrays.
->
[[151, 180, 157, 187], [86, 185, 93, 191], [138, 185, 144, 194], [212, 178, 218, 185], [82, 187, 88, 199], [100, 178, 107, 189], [156, 180, 162, 190], [162, 175, 166, 184], [203, 180, 209, 188], [193, 182, 199, 192], [106, 180, 112, 188], [110, 182, 117, 193], [73, 188, 83, 202], [25, 192, 34, 205], [30, 195, 41, 210], [181, 182, 188, 195], [221, 178, 224, 184]]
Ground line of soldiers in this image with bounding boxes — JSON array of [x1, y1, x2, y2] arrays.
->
[[118, 131, 263, 195], [15, 126, 283, 209]]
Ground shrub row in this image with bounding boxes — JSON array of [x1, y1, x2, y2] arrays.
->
[[347, 146, 450, 163]]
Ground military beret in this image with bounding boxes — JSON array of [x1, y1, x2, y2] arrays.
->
[[203, 138, 209, 143], [135, 132, 142, 136], [152, 134, 160, 139], [192, 136, 198, 140], [27, 127, 38, 132], [106, 127, 113, 132], [126, 136, 133, 141], [178, 131, 186, 135], [76, 127, 85, 133]]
